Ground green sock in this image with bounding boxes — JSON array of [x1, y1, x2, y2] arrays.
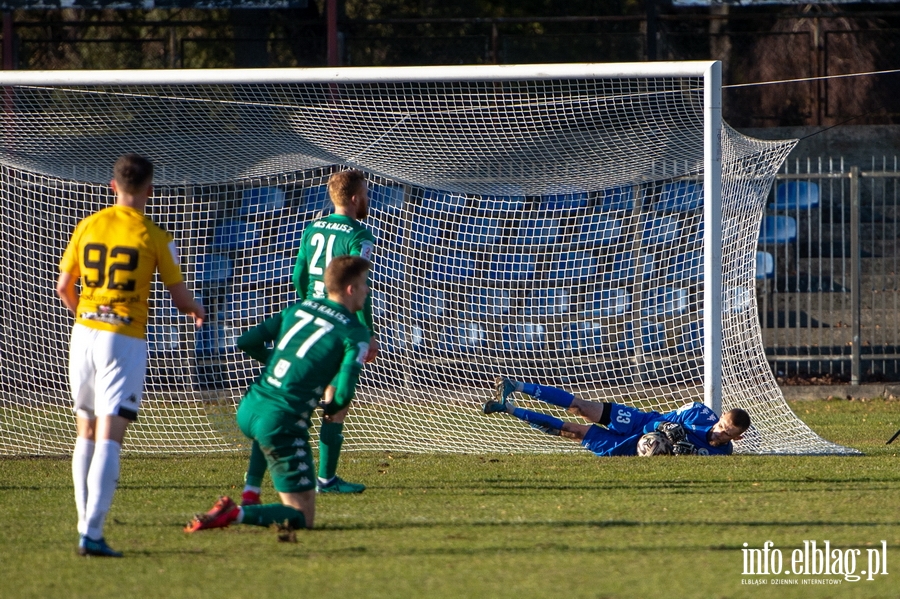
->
[[318, 421, 344, 481], [240, 503, 306, 529], [244, 440, 268, 488]]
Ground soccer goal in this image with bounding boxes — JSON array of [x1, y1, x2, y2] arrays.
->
[[0, 62, 856, 456]]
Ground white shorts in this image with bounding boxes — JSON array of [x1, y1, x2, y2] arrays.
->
[[69, 323, 147, 421]]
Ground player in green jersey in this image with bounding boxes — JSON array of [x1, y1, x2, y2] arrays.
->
[[185, 255, 372, 534], [242, 169, 377, 502]]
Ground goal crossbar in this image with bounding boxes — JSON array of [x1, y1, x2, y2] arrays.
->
[[0, 62, 857, 455]]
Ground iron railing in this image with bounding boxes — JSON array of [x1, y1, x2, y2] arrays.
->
[[758, 156, 900, 383]]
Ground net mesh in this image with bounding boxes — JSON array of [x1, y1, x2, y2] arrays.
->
[[0, 69, 856, 455]]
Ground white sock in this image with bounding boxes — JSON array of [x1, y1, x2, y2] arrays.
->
[[85, 439, 121, 540], [243, 485, 261, 495], [72, 437, 95, 536]]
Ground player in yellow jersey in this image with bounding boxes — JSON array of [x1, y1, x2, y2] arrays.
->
[[56, 154, 205, 557]]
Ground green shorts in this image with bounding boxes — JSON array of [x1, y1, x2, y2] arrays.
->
[[236, 394, 316, 494]]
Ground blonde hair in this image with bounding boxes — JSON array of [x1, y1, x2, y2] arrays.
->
[[327, 169, 366, 208]]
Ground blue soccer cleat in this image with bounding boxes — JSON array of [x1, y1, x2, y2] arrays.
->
[[78, 535, 123, 558]]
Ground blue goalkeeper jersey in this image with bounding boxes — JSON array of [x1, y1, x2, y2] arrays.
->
[[649, 402, 732, 455], [604, 402, 732, 456]]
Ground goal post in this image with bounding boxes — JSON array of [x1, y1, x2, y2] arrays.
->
[[0, 62, 857, 455]]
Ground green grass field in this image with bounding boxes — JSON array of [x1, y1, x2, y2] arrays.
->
[[2, 398, 899, 599]]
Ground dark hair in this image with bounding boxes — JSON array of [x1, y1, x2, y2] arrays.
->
[[723, 408, 751, 431], [327, 169, 366, 208], [324, 255, 370, 294], [113, 154, 154, 193]]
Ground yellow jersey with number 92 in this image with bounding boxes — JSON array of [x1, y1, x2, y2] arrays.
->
[[59, 205, 185, 339]]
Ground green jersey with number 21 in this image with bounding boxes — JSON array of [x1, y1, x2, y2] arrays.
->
[[293, 213, 375, 333], [241, 298, 370, 419]]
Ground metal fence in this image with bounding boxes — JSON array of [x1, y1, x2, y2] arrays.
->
[[758, 156, 900, 382]]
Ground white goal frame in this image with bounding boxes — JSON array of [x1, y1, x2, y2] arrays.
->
[[0, 62, 856, 455]]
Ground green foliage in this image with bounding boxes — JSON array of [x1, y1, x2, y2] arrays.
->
[[1, 399, 898, 598]]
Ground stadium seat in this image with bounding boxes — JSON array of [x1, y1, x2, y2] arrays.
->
[[195, 323, 238, 356], [658, 180, 703, 212], [578, 213, 622, 246], [640, 320, 667, 354], [236, 253, 293, 285], [771, 181, 819, 211], [585, 288, 629, 318], [598, 251, 639, 284], [147, 307, 181, 354], [539, 192, 590, 211], [596, 186, 635, 213], [438, 321, 487, 354], [457, 216, 503, 245], [272, 220, 304, 253], [410, 213, 444, 248], [430, 252, 476, 283], [523, 287, 569, 316], [196, 253, 234, 285], [239, 186, 286, 218], [517, 216, 562, 246], [479, 195, 527, 213], [420, 188, 467, 213], [392, 323, 425, 353], [299, 184, 331, 216], [487, 252, 537, 281], [225, 289, 269, 325], [644, 215, 681, 246], [369, 183, 405, 214], [376, 324, 411, 357], [476, 287, 512, 316], [758, 215, 797, 244], [410, 288, 447, 320], [211, 218, 260, 253], [547, 250, 599, 282], [147, 323, 180, 354], [371, 251, 404, 285], [756, 251, 774, 279], [501, 322, 547, 352], [640, 287, 688, 317], [561, 321, 635, 355], [677, 320, 702, 354], [562, 321, 604, 354], [664, 250, 703, 283]]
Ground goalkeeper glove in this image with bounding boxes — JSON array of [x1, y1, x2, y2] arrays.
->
[[655, 421, 688, 445], [672, 440, 697, 456]]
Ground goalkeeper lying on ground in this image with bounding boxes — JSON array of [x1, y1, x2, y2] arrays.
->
[[482, 377, 750, 456]]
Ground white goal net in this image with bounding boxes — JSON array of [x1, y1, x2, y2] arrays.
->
[[0, 63, 857, 455]]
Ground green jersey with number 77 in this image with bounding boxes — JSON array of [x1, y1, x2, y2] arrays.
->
[[237, 298, 371, 421]]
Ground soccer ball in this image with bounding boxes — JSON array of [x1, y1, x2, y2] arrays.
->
[[637, 431, 674, 456]]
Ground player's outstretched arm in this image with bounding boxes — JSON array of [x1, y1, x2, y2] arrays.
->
[[236, 314, 282, 364], [168, 282, 205, 327]]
